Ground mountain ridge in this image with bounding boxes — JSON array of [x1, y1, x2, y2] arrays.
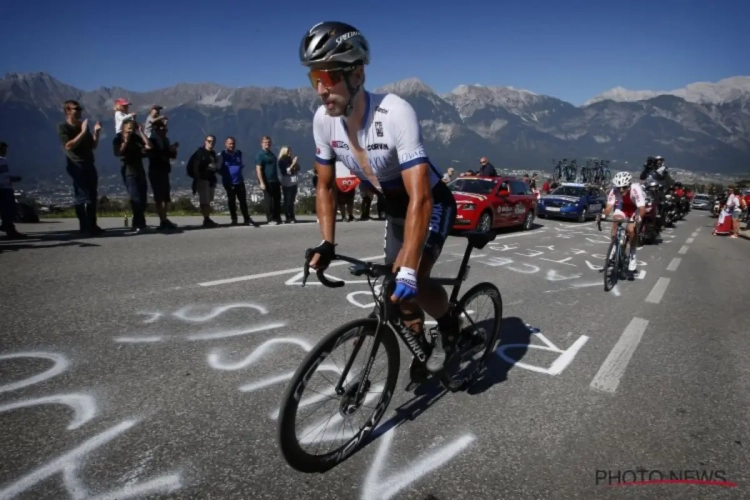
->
[[1, 72, 748, 180]]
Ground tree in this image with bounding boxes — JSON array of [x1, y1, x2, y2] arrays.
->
[[173, 195, 199, 213], [296, 195, 317, 215]]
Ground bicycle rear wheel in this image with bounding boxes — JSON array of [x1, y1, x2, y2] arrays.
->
[[603, 239, 619, 291], [277, 318, 400, 473], [440, 282, 503, 391]]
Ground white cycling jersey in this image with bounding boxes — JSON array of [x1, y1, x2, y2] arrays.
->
[[607, 183, 646, 215], [313, 92, 443, 196]]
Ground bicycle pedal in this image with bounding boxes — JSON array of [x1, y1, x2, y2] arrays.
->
[[405, 358, 428, 391]]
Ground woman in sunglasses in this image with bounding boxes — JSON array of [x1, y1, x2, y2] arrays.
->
[[300, 21, 458, 374]]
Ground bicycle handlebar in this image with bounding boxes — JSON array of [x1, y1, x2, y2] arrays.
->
[[596, 215, 636, 232], [301, 249, 393, 288]]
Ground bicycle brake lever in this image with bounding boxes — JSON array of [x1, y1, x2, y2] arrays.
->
[[301, 248, 313, 287]]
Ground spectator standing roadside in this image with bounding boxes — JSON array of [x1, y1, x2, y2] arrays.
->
[[114, 98, 136, 134], [255, 136, 282, 225], [0, 142, 27, 239], [147, 120, 178, 230], [187, 135, 220, 228], [57, 100, 104, 235], [278, 146, 299, 224], [442, 167, 454, 183], [144, 105, 167, 138], [113, 120, 151, 233], [479, 157, 497, 177], [218, 137, 256, 226]]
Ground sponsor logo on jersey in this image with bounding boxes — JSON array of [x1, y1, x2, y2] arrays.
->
[[376, 106, 388, 114], [375, 121, 384, 137], [331, 140, 349, 150], [316, 147, 320, 155], [366, 143, 388, 151], [399, 148, 427, 163]]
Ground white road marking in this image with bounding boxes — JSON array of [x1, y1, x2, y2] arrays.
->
[[686, 237, 694, 244], [197, 253, 385, 287], [691, 232, 698, 238], [590, 317, 650, 393], [666, 257, 681, 272], [696, 227, 702, 232], [493, 230, 547, 240], [645, 277, 671, 304], [678, 245, 689, 254]]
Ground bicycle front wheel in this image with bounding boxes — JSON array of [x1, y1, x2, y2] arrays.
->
[[277, 318, 400, 473], [603, 239, 619, 291]]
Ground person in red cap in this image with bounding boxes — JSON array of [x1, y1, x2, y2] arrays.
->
[[113, 98, 137, 134]]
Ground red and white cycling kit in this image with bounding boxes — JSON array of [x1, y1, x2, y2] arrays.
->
[[607, 183, 646, 219]]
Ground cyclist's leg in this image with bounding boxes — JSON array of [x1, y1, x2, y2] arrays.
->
[[383, 216, 426, 335], [625, 213, 638, 270], [416, 188, 458, 372]]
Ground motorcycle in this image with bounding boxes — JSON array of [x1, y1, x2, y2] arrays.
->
[[638, 194, 661, 245], [662, 194, 677, 227], [711, 200, 721, 217], [675, 195, 690, 220]]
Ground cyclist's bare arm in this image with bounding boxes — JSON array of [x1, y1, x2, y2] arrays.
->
[[315, 162, 336, 245], [395, 163, 433, 272]]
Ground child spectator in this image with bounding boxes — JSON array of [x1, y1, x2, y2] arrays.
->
[[114, 98, 137, 134]]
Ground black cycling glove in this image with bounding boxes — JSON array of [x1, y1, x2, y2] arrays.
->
[[308, 240, 336, 269]]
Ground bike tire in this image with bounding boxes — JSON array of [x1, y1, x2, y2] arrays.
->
[[439, 282, 503, 391], [277, 318, 400, 473], [603, 239, 619, 292]]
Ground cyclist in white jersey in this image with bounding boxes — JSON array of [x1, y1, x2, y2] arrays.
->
[[601, 171, 647, 272], [300, 21, 458, 373]]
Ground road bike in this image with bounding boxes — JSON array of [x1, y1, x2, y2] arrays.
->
[[277, 231, 503, 473], [596, 215, 636, 291]]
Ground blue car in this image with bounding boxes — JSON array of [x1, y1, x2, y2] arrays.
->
[[537, 183, 607, 222]]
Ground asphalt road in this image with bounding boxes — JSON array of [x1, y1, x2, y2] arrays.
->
[[1, 211, 747, 499]]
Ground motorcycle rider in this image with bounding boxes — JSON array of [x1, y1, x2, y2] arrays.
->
[[639, 155, 670, 230]]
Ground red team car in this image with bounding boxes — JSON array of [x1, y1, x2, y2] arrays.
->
[[448, 176, 537, 233]]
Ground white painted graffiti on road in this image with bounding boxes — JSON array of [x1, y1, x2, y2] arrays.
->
[[0, 352, 183, 500], [496, 328, 590, 376], [114, 302, 286, 343]]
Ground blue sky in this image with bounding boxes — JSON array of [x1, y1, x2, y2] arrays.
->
[[2, 0, 747, 105]]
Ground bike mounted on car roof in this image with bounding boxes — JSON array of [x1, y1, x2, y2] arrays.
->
[[277, 230, 503, 473]]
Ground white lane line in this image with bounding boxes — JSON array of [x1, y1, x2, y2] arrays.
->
[[696, 227, 702, 232], [666, 258, 681, 272], [691, 232, 698, 238], [493, 230, 547, 240], [590, 317, 650, 393], [678, 245, 689, 255], [645, 277, 671, 304], [686, 237, 695, 244], [198, 253, 385, 287]]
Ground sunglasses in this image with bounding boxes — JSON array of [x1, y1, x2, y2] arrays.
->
[[67, 106, 82, 112], [307, 66, 357, 89]]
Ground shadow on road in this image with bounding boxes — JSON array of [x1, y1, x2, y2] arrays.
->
[[467, 316, 534, 395], [359, 316, 533, 454]]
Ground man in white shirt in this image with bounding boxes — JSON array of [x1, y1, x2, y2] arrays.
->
[[0, 142, 27, 239]]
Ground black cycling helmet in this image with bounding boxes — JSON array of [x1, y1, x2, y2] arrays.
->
[[299, 22, 370, 67]]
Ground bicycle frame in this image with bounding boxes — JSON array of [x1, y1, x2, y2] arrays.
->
[[300, 233, 492, 402]]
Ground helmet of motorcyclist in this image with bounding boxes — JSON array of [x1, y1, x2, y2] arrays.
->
[[612, 171, 633, 188]]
